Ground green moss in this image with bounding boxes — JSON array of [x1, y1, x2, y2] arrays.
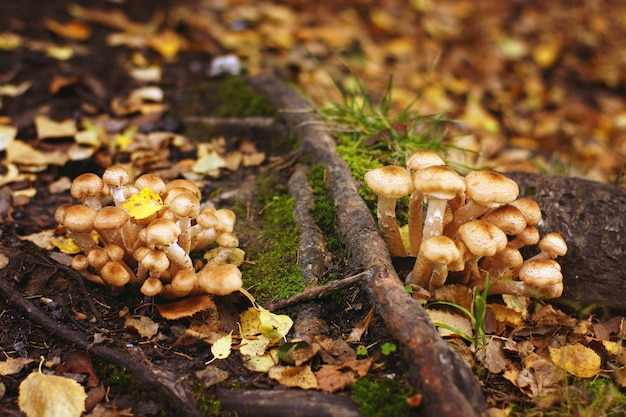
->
[[240, 175, 303, 305], [214, 76, 277, 118], [191, 382, 231, 417], [350, 377, 417, 417], [99, 363, 151, 401], [307, 164, 341, 253]]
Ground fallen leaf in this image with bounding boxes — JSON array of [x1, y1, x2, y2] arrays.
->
[[239, 336, 272, 357], [195, 366, 229, 388], [208, 331, 233, 362], [35, 115, 77, 139], [268, 365, 318, 389], [148, 29, 185, 59], [0, 81, 31, 98], [19, 370, 87, 417], [156, 295, 216, 320], [0, 357, 36, 376], [477, 337, 508, 374], [6, 140, 48, 169], [346, 307, 375, 343], [56, 351, 99, 388], [44, 19, 91, 41], [427, 308, 474, 339], [122, 187, 163, 219], [0, 125, 17, 151], [50, 236, 82, 254], [0, 32, 23, 50], [242, 349, 279, 372], [488, 303, 524, 327], [549, 343, 601, 378], [19, 230, 56, 250], [124, 315, 159, 339]]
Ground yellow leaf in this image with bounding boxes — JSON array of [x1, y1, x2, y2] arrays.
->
[[268, 365, 318, 389], [239, 335, 272, 357], [208, 332, 233, 363], [46, 45, 74, 61], [549, 343, 601, 378], [123, 187, 163, 219], [50, 236, 82, 254], [0, 32, 23, 51], [239, 307, 262, 337], [0, 357, 36, 376], [19, 371, 87, 417], [242, 349, 279, 372], [259, 308, 293, 343]]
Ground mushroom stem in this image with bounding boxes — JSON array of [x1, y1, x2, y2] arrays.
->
[[407, 190, 424, 256], [405, 251, 433, 288], [376, 195, 407, 258], [422, 197, 447, 241], [428, 263, 449, 291]]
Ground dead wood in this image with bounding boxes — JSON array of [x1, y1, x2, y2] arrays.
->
[[505, 172, 626, 310], [249, 74, 488, 417], [217, 388, 363, 417], [0, 272, 203, 417]]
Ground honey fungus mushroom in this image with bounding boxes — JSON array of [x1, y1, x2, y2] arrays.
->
[[364, 165, 414, 257]]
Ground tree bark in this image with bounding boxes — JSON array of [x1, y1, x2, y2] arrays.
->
[[505, 172, 626, 310], [249, 74, 487, 417]]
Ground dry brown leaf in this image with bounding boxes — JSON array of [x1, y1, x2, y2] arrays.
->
[[268, 365, 318, 389], [19, 371, 87, 417], [44, 19, 91, 41], [477, 337, 508, 374], [35, 115, 77, 139], [18, 230, 56, 250], [313, 336, 356, 364], [426, 308, 473, 338], [504, 352, 564, 400], [315, 365, 356, 393], [195, 366, 229, 388], [124, 315, 159, 339], [56, 351, 99, 388], [156, 295, 216, 320], [0, 357, 36, 376], [346, 306, 375, 343]]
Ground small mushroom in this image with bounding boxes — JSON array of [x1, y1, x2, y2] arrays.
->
[[162, 269, 197, 299], [70, 173, 104, 210], [102, 165, 130, 207], [488, 259, 563, 298], [527, 232, 567, 261], [413, 166, 466, 241], [457, 219, 508, 284], [143, 218, 194, 271], [141, 277, 164, 297], [100, 260, 132, 287], [196, 263, 242, 296], [508, 225, 540, 250], [71, 254, 105, 285], [62, 205, 99, 254], [445, 170, 519, 237], [480, 205, 527, 236], [508, 198, 542, 225], [207, 232, 239, 265], [166, 191, 200, 253], [93, 206, 129, 250], [423, 236, 461, 291], [405, 150, 445, 255]]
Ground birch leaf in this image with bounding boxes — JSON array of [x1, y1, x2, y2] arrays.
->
[[19, 371, 86, 417], [122, 187, 163, 219]]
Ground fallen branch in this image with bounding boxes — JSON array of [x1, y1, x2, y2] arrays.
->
[[249, 74, 487, 417]]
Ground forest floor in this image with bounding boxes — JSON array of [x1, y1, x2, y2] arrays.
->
[[0, 1, 625, 417]]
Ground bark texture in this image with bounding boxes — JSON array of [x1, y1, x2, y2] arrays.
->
[[249, 74, 487, 417], [505, 172, 626, 310]]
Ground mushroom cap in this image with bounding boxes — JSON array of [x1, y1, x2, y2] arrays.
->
[[102, 165, 130, 187], [481, 205, 527, 235], [71, 254, 90, 271], [134, 173, 166, 196], [171, 269, 197, 294], [538, 233, 567, 257], [100, 261, 131, 287], [420, 236, 460, 264], [144, 218, 181, 246], [519, 259, 562, 287], [63, 205, 97, 233], [406, 150, 445, 172], [364, 165, 415, 199], [168, 191, 200, 218], [197, 263, 242, 296], [458, 219, 508, 257], [413, 166, 465, 200], [140, 249, 170, 273], [488, 246, 524, 269], [540, 282, 564, 298], [214, 209, 237, 233], [70, 173, 104, 201], [141, 277, 164, 297], [509, 198, 542, 225], [464, 170, 519, 208], [216, 232, 239, 248], [163, 179, 201, 200], [87, 248, 109, 269], [103, 244, 125, 262], [196, 211, 218, 229], [94, 206, 128, 231], [512, 225, 540, 247]]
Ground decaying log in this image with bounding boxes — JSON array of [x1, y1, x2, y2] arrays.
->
[[249, 74, 488, 417], [505, 172, 626, 310], [217, 388, 363, 417]]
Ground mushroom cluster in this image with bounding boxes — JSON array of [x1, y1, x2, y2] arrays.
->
[[55, 165, 243, 299], [364, 150, 567, 299]]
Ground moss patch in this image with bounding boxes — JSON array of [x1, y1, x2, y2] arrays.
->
[[240, 175, 303, 305], [307, 163, 341, 253], [350, 376, 417, 417]]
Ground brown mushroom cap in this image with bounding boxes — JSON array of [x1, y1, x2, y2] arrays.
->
[[481, 205, 527, 235], [100, 261, 131, 287], [421, 236, 460, 264], [163, 179, 201, 200], [538, 232, 568, 258], [508, 225, 540, 249], [518, 259, 562, 287], [406, 150, 445, 171], [71, 173, 104, 207], [168, 191, 200, 218], [214, 209, 237, 233], [216, 232, 239, 248], [102, 165, 130, 188], [464, 170, 519, 208], [134, 173, 166, 196], [63, 205, 97, 233], [144, 218, 181, 246], [94, 206, 129, 232], [413, 166, 466, 200], [141, 277, 164, 297], [197, 263, 242, 295], [87, 248, 109, 270], [364, 165, 415, 199], [508, 198, 542, 225], [458, 219, 508, 257]]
